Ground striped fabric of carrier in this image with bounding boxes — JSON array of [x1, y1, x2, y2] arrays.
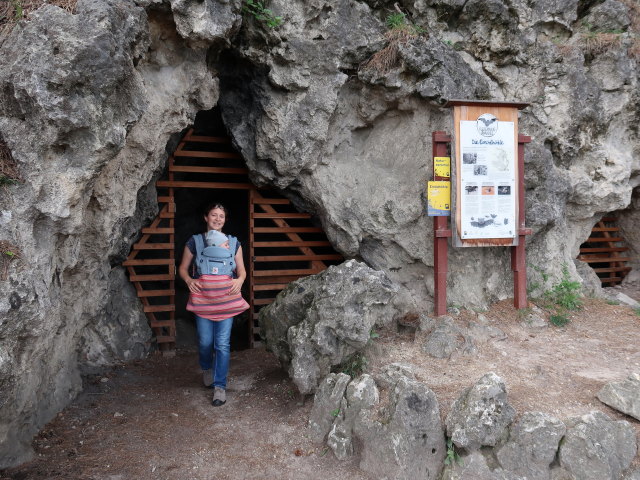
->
[[187, 274, 249, 321]]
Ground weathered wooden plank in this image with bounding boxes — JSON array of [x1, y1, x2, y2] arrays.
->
[[591, 227, 620, 232], [137, 289, 176, 297], [579, 247, 628, 253], [585, 237, 623, 243], [252, 227, 323, 233], [157, 180, 253, 190], [253, 298, 275, 306], [150, 320, 176, 328], [600, 277, 623, 283], [254, 241, 330, 247], [169, 165, 248, 174], [593, 267, 632, 273], [141, 227, 173, 234], [252, 283, 288, 291], [253, 268, 322, 277], [156, 335, 176, 343], [143, 305, 176, 313], [254, 254, 342, 262], [129, 274, 174, 281], [182, 134, 231, 143], [578, 256, 631, 263], [133, 243, 174, 250], [173, 150, 241, 159], [123, 258, 174, 266], [252, 212, 312, 219]]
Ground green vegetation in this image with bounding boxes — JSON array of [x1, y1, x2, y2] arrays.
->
[[338, 352, 368, 378], [384, 11, 425, 35], [634, 307, 640, 317], [444, 437, 462, 466], [0, 241, 21, 281], [242, 0, 282, 29], [330, 408, 341, 418], [544, 264, 582, 311], [606, 299, 620, 305]]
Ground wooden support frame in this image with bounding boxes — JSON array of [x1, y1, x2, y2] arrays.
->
[[432, 132, 452, 317], [127, 128, 342, 352]]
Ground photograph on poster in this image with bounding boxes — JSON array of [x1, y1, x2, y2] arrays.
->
[[459, 119, 516, 239]]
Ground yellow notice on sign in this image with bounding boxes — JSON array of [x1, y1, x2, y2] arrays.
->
[[427, 181, 451, 216], [434, 156, 450, 178]]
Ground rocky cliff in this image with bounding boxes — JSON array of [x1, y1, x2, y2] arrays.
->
[[0, 0, 638, 467]]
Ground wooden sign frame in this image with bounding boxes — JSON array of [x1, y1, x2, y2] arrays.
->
[[448, 100, 528, 247]]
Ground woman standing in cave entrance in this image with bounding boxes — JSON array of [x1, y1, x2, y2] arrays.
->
[[178, 203, 248, 407]]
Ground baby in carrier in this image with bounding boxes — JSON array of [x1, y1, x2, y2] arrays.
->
[[195, 230, 235, 276]]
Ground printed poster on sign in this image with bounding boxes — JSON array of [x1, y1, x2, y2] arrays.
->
[[459, 114, 516, 239], [427, 181, 451, 216]]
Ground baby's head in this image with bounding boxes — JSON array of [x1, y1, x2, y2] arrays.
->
[[205, 230, 228, 248]]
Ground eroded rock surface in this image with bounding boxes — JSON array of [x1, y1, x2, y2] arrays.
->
[[260, 260, 398, 394], [597, 373, 640, 421], [557, 411, 637, 480], [445, 372, 516, 451]]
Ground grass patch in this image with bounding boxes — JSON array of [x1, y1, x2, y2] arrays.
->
[[337, 352, 368, 378], [360, 11, 425, 74], [242, 0, 282, 29], [537, 264, 583, 327], [0, 241, 21, 281]]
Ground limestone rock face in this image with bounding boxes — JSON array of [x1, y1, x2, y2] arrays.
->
[[308, 372, 351, 443], [327, 374, 379, 459], [0, 0, 218, 466], [168, 0, 242, 48], [260, 260, 398, 394], [354, 377, 446, 480], [558, 411, 637, 480], [597, 373, 640, 421], [445, 372, 516, 451], [496, 412, 566, 480]]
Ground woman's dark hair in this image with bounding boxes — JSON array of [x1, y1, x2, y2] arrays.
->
[[203, 202, 228, 217]]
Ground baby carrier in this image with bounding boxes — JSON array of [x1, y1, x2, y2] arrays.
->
[[193, 234, 237, 276]]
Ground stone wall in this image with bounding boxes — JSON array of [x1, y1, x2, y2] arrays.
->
[[0, 0, 638, 467]]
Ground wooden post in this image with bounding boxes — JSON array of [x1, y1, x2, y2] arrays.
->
[[512, 135, 532, 309], [432, 131, 452, 317]]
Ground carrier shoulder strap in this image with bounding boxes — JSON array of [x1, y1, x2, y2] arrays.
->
[[229, 235, 238, 255], [194, 234, 205, 259]]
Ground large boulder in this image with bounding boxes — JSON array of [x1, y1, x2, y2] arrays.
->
[[557, 411, 637, 480], [260, 260, 398, 394], [445, 372, 516, 451], [308, 372, 351, 443], [326, 374, 379, 459], [354, 377, 446, 480], [496, 412, 566, 480], [597, 373, 640, 421]]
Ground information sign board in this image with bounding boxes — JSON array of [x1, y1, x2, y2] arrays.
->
[[427, 181, 451, 216]]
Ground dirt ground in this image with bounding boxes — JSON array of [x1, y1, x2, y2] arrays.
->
[[2, 287, 640, 480]]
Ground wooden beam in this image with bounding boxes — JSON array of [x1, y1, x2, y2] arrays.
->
[[157, 180, 253, 190], [254, 254, 342, 262], [579, 247, 628, 253], [169, 165, 248, 174], [578, 256, 631, 263], [254, 241, 331, 247], [253, 283, 288, 291], [141, 228, 173, 234], [252, 227, 323, 233], [593, 267, 632, 273], [252, 212, 312, 219], [144, 305, 176, 313], [182, 134, 231, 143], [585, 237, 623, 243], [129, 274, 174, 281], [133, 243, 174, 250], [253, 268, 323, 277], [123, 258, 174, 266], [173, 150, 241, 159], [137, 289, 176, 297]]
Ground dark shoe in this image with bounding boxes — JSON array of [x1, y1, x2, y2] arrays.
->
[[212, 387, 226, 407]]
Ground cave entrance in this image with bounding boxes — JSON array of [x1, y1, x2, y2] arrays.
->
[[124, 109, 342, 353], [578, 213, 632, 286]]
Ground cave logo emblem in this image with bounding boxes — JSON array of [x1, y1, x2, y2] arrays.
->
[[476, 113, 498, 137]]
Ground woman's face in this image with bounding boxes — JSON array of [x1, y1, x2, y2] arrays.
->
[[204, 207, 226, 232]]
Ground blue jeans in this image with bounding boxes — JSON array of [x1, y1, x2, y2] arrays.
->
[[195, 315, 232, 389]]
